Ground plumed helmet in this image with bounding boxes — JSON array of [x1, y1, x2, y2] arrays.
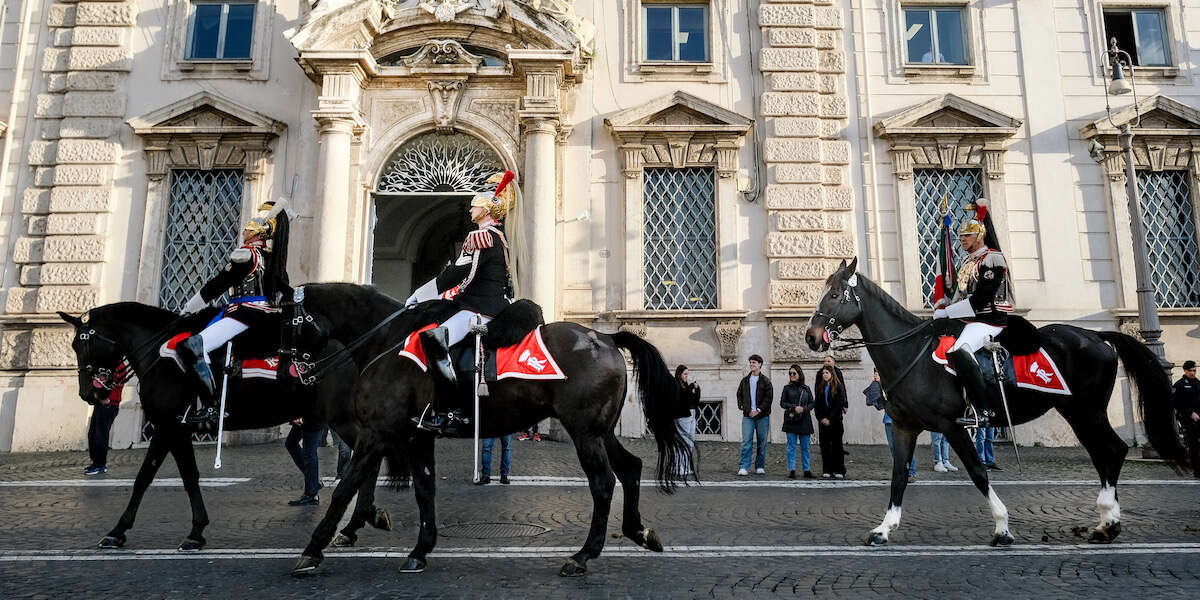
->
[[470, 171, 518, 221], [959, 218, 986, 237], [243, 199, 288, 240]]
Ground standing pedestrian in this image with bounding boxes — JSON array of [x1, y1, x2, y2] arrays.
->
[[929, 432, 958, 473], [823, 355, 850, 457], [329, 429, 352, 482], [285, 418, 324, 505], [675, 365, 700, 477], [84, 362, 129, 476], [815, 365, 848, 478], [735, 354, 773, 476], [477, 434, 513, 485], [865, 369, 916, 481], [1173, 359, 1200, 477], [780, 363, 815, 479], [975, 426, 1002, 471], [518, 424, 541, 442]]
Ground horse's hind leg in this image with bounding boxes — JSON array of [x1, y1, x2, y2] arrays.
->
[[1062, 410, 1128, 543], [944, 426, 1014, 546], [98, 429, 173, 549], [603, 433, 661, 552], [331, 452, 388, 548], [867, 425, 918, 546], [292, 444, 382, 576], [168, 433, 210, 551], [399, 433, 438, 574], [560, 433, 616, 577]]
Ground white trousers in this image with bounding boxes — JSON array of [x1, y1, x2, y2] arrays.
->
[[197, 317, 249, 358], [439, 310, 492, 347], [949, 322, 1004, 357]]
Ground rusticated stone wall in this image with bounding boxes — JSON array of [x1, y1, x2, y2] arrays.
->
[[2, 1, 133, 369], [758, 1, 855, 361]]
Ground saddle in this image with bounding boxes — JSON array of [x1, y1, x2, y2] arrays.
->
[[931, 316, 1071, 396], [161, 331, 285, 383]]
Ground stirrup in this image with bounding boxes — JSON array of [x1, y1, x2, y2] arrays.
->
[[182, 405, 220, 426]]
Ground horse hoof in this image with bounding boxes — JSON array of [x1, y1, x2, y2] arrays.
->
[[398, 557, 427, 574], [178, 537, 205, 552], [866, 532, 888, 546], [991, 532, 1015, 547], [331, 533, 356, 548], [559, 558, 587, 577], [97, 535, 125, 549], [374, 508, 392, 531], [643, 529, 664, 553], [1089, 522, 1121, 544], [291, 554, 322, 577]]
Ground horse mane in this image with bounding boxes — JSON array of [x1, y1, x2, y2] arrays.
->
[[856, 273, 923, 328]]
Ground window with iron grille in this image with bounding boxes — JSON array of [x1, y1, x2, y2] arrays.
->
[[914, 168, 982, 307], [1136, 170, 1200, 307], [158, 169, 245, 312], [643, 167, 717, 310], [696, 400, 722, 435]]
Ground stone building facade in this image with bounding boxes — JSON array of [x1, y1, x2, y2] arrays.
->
[[1, 0, 1198, 452]]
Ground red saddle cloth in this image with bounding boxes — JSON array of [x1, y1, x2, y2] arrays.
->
[[398, 324, 566, 381], [161, 333, 282, 380], [932, 336, 1071, 396]]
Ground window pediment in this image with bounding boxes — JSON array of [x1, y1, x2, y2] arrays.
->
[[876, 94, 1020, 180], [606, 91, 752, 133], [1081, 95, 1200, 138], [875, 94, 1022, 138], [605, 91, 752, 176]]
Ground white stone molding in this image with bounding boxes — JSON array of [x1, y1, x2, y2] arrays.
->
[[1080, 94, 1200, 310], [403, 39, 485, 73], [161, 0, 277, 81], [875, 94, 1022, 308], [623, 0, 727, 83], [714, 319, 744, 364], [128, 92, 286, 305], [420, 0, 473, 22], [605, 91, 753, 312], [427, 78, 468, 132]]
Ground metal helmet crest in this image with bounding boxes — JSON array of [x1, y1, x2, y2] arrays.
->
[[243, 199, 288, 240], [470, 171, 518, 221]]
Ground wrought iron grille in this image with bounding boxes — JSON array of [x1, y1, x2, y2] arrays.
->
[[696, 400, 722, 435], [914, 168, 983, 307], [1136, 170, 1200, 307], [643, 168, 717, 310], [376, 131, 505, 193], [158, 170, 244, 312]]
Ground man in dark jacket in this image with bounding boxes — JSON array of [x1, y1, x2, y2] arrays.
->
[[1174, 359, 1200, 477], [736, 354, 773, 475]]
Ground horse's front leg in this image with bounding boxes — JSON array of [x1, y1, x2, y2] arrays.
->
[[98, 429, 173, 549], [944, 426, 1014, 546], [167, 430, 210, 551], [560, 433, 615, 577], [291, 444, 382, 576], [399, 433, 438, 574], [868, 425, 918, 545], [331, 451, 388, 548]]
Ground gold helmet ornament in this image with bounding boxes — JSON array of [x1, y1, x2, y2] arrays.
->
[[959, 219, 986, 237], [959, 197, 989, 237], [243, 199, 288, 240], [470, 171, 518, 221]]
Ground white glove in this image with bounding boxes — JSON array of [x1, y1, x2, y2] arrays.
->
[[405, 295, 419, 309], [183, 292, 207, 315], [933, 308, 948, 319]]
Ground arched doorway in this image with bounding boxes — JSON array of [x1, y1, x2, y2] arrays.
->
[[369, 131, 507, 300]]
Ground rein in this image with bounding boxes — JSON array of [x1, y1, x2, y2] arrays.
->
[[289, 300, 410, 386]]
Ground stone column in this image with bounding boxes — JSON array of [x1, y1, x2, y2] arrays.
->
[[313, 115, 356, 282], [523, 117, 559, 318]]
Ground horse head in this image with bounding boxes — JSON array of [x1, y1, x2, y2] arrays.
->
[[58, 310, 124, 406], [805, 257, 862, 352]]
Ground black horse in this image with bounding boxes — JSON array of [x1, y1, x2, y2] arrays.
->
[[805, 258, 1190, 546], [58, 302, 391, 551], [285, 283, 692, 577]]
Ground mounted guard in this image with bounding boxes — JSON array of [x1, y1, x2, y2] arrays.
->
[[176, 199, 291, 424], [932, 198, 1014, 428], [405, 171, 518, 434]]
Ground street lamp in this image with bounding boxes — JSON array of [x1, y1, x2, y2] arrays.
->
[[1099, 38, 1172, 375]]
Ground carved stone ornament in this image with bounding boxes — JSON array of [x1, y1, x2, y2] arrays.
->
[[402, 39, 485, 70], [714, 320, 744, 364], [420, 0, 474, 22], [428, 79, 466, 132], [618, 320, 647, 339], [1118, 318, 1143, 342]]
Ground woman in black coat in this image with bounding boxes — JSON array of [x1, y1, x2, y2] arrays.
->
[[814, 365, 849, 478], [779, 363, 815, 479], [674, 365, 701, 476]]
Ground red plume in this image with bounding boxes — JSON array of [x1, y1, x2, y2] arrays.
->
[[493, 170, 516, 198]]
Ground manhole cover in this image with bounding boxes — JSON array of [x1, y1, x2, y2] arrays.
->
[[440, 522, 549, 539]]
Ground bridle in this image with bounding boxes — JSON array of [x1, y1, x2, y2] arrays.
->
[[809, 275, 864, 345], [74, 326, 127, 392]]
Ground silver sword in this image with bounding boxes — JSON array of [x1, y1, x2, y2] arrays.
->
[[990, 345, 1022, 474], [214, 341, 234, 470], [471, 317, 484, 484]]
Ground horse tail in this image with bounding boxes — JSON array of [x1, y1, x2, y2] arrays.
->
[[611, 331, 693, 492], [1098, 331, 1191, 472]]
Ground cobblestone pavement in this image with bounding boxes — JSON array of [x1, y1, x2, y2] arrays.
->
[[1, 438, 1198, 598]]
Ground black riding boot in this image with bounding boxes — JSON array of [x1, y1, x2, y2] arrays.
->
[[176, 335, 218, 425], [412, 327, 468, 435], [949, 348, 994, 427]]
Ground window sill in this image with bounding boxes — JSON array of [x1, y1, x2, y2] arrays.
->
[[903, 64, 976, 78], [639, 61, 714, 74], [1111, 307, 1200, 318], [587, 309, 749, 322], [630, 61, 722, 82]]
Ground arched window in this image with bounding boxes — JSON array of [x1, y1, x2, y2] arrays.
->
[[375, 131, 506, 194]]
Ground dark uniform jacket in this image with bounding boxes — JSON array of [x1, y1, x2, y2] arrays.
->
[[1174, 376, 1200, 420], [950, 246, 1014, 326], [435, 227, 510, 317], [196, 246, 278, 328], [780, 383, 815, 435], [736, 374, 773, 419]]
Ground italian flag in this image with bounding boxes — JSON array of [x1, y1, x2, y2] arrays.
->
[[932, 211, 956, 308]]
